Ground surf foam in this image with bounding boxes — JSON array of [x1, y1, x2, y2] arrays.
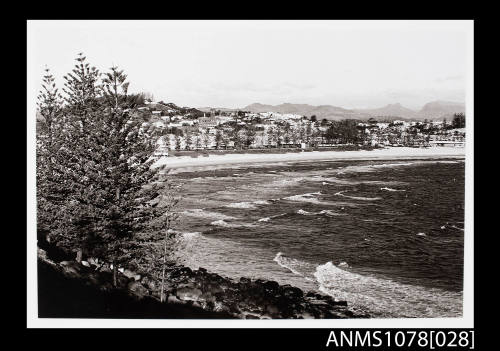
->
[[314, 261, 462, 318]]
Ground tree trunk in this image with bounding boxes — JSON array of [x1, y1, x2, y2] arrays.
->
[[113, 262, 118, 288], [75, 249, 82, 263], [113, 187, 120, 288], [160, 218, 170, 303]]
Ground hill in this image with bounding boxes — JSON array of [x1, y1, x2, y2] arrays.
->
[[241, 101, 464, 121], [243, 103, 367, 120], [417, 101, 465, 119], [354, 103, 418, 119]]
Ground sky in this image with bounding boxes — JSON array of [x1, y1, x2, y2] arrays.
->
[[27, 20, 472, 110]]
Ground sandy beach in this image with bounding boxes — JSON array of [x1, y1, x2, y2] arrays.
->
[[153, 146, 465, 171]]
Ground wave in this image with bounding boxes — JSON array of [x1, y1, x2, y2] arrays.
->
[[253, 200, 273, 205], [273, 252, 309, 277], [225, 201, 257, 209], [257, 213, 287, 222], [416, 232, 427, 237], [181, 209, 238, 221], [338, 261, 350, 268], [283, 192, 334, 206], [210, 219, 255, 228], [225, 199, 274, 209], [296, 209, 343, 217], [334, 191, 381, 201], [181, 231, 202, 240], [314, 261, 462, 318], [380, 187, 406, 192], [311, 174, 406, 187]]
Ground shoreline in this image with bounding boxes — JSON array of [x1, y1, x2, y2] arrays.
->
[[154, 146, 465, 171]]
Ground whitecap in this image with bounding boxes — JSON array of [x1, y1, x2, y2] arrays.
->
[[284, 192, 334, 205], [210, 219, 255, 228], [296, 209, 314, 215], [416, 232, 427, 237], [253, 200, 272, 205], [225, 201, 256, 209], [380, 187, 406, 192], [319, 209, 343, 216], [257, 213, 287, 222], [297, 209, 343, 217], [181, 209, 238, 221], [335, 191, 381, 201]]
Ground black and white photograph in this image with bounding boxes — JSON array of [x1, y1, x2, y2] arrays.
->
[[27, 20, 473, 328]]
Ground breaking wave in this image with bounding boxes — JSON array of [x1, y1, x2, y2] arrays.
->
[[296, 209, 343, 217], [257, 213, 287, 222], [210, 220, 255, 228], [283, 192, 338, 206], [225, 199, 274, 209], [225, 201, 256, 209], [273, 252, 307, 277], [380, 187, 406, 192], [181, 209, 238, 221], [334, 191, 381, 201], [314, 261, 462, 318]]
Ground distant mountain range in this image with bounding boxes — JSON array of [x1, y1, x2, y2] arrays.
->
[[212, 100, 465, 121]]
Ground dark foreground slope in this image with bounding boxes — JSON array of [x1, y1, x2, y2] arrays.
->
[[38, 258, 234, 319], [37, 245, 367, 319]]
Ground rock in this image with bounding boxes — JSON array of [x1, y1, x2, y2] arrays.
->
[[239, 277, 251, 285], [121, 269, 137, 279], [167, 295, 182, 304], [300, 311, 315, 319], [280, 285, 304, 299], [265, 304, 279, 316], [244, 313, 260, 319], [87, 257, 99, 266], [200, 292, 216, 304], [59, 261, 82, 277], [203, 282, 224, 295], [99, 265, 112, 274], [263, 280, 279, 294], [128, 281, 148, 299], [38, 248, 48, 260], [176, 287, 203, 301], [141, 276, 156, 291]]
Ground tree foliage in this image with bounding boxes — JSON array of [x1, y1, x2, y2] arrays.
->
[[37, 54, 178, 286]]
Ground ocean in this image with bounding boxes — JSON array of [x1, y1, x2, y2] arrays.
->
[[168, 157, 465, 318]]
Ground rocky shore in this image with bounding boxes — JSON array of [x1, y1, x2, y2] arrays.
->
[[38, 247, 368, 319]]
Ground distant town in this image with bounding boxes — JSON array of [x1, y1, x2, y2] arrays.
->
[[37, 94, 466, 157], [124, 98, 465, 157]]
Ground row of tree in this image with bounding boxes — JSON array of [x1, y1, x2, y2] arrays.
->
[[161, 119, 362, 150], [37, 54, 178, 299]]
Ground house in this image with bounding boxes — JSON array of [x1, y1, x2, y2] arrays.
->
[[198, 116, 219, 128]]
